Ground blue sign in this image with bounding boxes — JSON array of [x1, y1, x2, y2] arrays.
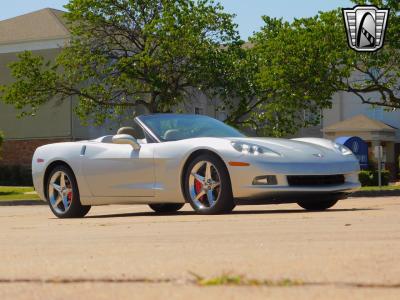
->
[[335, 136, 369, 169]]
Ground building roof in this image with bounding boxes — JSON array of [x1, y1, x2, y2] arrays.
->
[[0, 8, 70, 45], [323, 114, 396, 133]]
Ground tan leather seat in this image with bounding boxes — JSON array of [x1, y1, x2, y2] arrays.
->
[[117, 126, 144, 139]]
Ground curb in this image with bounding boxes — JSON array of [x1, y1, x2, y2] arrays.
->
[[351, 190, 400, 198], [0, 200, 45, 206]]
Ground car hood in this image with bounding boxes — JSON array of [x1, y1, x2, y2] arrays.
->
[[229, 137, 350, 162]]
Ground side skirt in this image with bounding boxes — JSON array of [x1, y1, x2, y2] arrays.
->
[[80, 196, 185, 206]]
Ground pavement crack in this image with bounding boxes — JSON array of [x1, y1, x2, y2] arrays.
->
[[0, 277, 179, 284], [0, 276, 399, 289]]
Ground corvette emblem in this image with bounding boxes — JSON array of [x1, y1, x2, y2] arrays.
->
[[312, 153, 324, 158], [342, 5, 389, 52]]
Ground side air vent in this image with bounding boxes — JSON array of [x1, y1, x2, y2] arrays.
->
[[80, 145, 87, 156]]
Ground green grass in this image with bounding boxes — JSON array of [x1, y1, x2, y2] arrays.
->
[[0, 186, 40, 201], [360, 185, 400, 192], [190, 272, 303, 287]]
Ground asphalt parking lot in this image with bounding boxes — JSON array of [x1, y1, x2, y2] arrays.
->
[[0, 196, 399, 299]]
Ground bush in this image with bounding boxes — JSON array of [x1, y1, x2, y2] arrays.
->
[[0, 165, 33, 186], [359, 170, 372, 186], [0, 131, 3, 159], [359, 170, 390, 187]]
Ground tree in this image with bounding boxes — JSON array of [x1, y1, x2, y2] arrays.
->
[[215, 12, 351, 136], [220, 0, 399, 137], [340, 0, 400, 109], [0, 0, 239, 125]]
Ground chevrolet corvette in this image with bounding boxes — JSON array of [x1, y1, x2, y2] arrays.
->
[[32, 114, 361, 218]]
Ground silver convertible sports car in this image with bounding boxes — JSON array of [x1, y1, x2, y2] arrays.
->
[[32, 114, 361, 218]]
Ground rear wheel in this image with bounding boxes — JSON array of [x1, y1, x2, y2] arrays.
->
[[297, 197, 339, 211], [149, 203, 184, 214], [46, 165, 91, 218], [184, 154, 234, 214]]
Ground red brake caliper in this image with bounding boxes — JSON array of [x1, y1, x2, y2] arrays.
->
[[67, 191, 72, 203], [194, 179, 204, 201]]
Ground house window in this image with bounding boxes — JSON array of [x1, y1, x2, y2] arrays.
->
[[194, 107, 204, 115], [303, 110, 312, 122], [303, 110, 321, 124]]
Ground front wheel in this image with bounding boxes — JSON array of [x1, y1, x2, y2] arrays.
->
[[297, 198, 339, 211], [149, 203, 184, 214], [184, 154, 235, 214], [46, 165, 91, 218]]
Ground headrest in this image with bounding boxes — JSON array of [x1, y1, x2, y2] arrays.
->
[[117, 126, 143, 139]]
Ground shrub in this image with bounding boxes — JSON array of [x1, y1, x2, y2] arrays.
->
[[0, 165, 33, 186], [359, 170, 373, 186], [0, 131, 3, 159], [358, 170, 390, 187]]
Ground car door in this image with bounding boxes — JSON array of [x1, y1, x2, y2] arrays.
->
[[82, 142, 154, 197]]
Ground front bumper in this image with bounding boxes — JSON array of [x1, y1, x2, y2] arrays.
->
[[228, 159, 361, 201]]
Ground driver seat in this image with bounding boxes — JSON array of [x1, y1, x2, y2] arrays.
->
[[117, 126, 146, 142], [117, 127, 140, 138]]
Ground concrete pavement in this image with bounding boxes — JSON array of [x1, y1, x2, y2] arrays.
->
[[0, 197, 399, 299]]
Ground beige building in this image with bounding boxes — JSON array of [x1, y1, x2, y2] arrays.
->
[[0, 9, 115, 166]]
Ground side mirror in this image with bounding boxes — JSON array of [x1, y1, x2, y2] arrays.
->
[[112, 134, 141, 150]]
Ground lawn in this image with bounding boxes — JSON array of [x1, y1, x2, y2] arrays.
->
[[0, 186, 40, 201], [360, 185, 400, 192]]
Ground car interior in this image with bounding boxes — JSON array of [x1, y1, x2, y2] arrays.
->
[[96, 124, 148, 144], [117, 126, 147, 144]]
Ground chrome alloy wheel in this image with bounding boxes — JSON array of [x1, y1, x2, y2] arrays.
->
[[48, 171, 73, 214], [189, 160, 221, 209]]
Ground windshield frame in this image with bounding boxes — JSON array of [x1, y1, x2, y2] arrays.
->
[[135, 116, 161, 143], [135, 114, 245, 143]]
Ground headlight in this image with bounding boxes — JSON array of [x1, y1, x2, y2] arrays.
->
[[231, 142, 281, 157], [333, 143, 353, 156]]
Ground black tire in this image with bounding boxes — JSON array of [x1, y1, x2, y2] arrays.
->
[[184, 154, 235, 214], [149, 203, 185, 214], [297, 197, 339, 211], [46, 165, 91, 218]]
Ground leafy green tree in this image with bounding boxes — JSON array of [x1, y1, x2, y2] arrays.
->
[[341, 0, 400, 109], [222, 0, 399, 136], [0, 0, 239, 125], [217, 11, 351, 136], [3, 0, 397, 138]]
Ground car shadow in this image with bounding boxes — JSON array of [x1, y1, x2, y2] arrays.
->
[[84, 207, 378, 219]]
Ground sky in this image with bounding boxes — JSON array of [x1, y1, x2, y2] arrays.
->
[[0, 0, 354, 39]]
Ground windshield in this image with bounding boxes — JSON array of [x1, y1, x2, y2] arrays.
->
[[138, 114, 245, 142]]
